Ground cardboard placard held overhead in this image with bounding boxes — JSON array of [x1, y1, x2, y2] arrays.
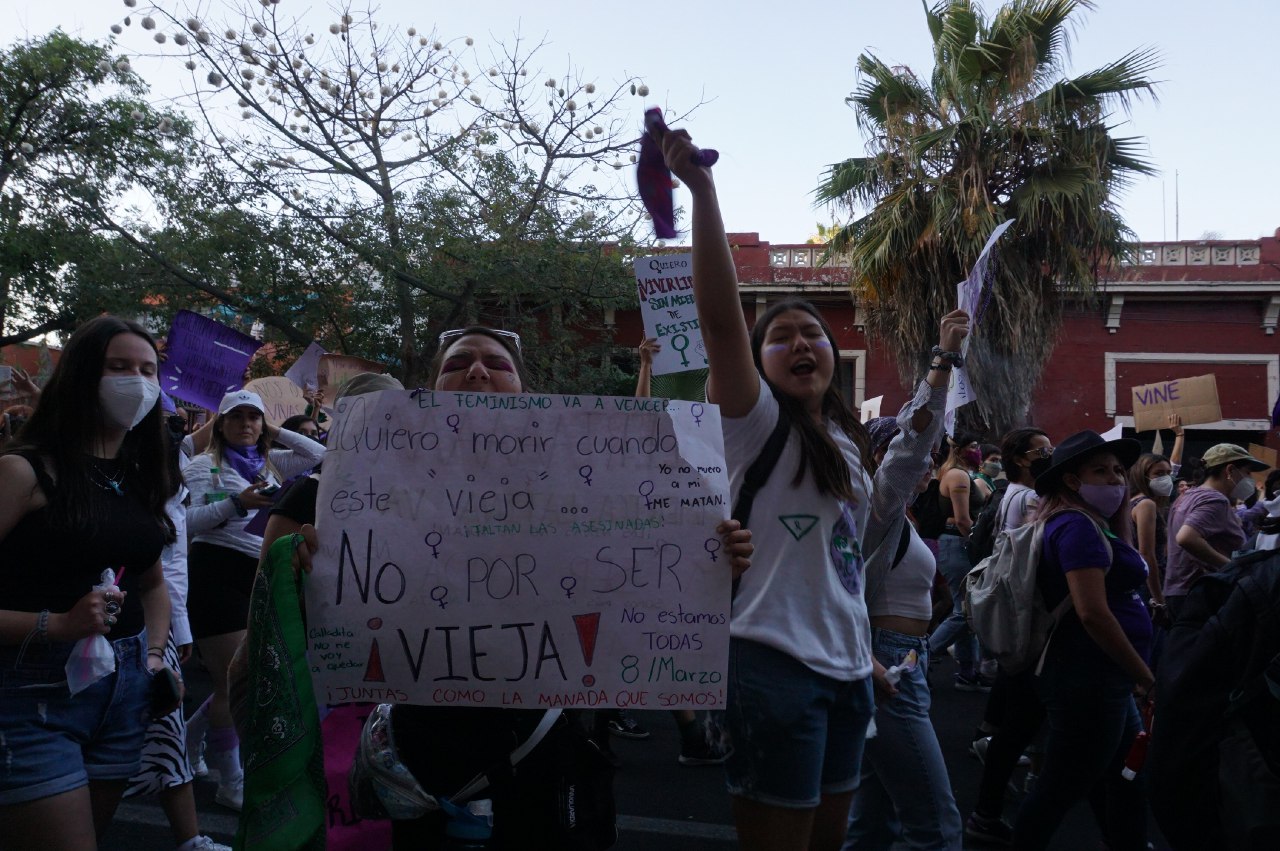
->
[[633, 253, 708, 376], [859, 395, 883, 424], [317, 354, 385, 400], [245, 376, 310, 426], [1130, 374, 1221, 433]]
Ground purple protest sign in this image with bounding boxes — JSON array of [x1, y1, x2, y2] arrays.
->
[[160, 311, 262, 412]]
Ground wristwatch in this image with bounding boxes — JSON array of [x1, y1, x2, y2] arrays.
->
[[229, 494, 249, 518]]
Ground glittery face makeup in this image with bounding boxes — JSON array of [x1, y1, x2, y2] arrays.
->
[[434, 334, 524, 394]]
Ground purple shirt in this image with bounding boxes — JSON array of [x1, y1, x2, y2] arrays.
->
[[1040, 512, 1153, 662], [1164, 486, 1244, 597]]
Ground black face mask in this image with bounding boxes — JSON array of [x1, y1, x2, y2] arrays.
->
[[1029, 456, 1054, 481], [166, 415, 187, 447]]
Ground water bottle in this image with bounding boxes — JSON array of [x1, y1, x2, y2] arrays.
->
[[205, 466, 229, 504], [442, 798, 493, 849]]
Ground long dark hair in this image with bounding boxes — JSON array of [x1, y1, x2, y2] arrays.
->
[[3, 316, 175, 541], [750, 299, 872, 500], [1128, 452, 1171, 507], [1001, 427, 1048, 484]]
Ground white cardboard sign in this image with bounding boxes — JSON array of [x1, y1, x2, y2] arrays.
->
[[305, 389, 732, 710], [634, 253, 708, 376]]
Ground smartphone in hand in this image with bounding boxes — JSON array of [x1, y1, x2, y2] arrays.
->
[[150, 667, 182, 718]]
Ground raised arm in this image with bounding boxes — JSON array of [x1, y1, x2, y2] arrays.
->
[[660, 129, 758, 417], [635, 338, 659, 398]]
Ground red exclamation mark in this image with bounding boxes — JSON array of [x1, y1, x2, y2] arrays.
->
[[364, 617, 386, 682], [573, 612, 601, 687]]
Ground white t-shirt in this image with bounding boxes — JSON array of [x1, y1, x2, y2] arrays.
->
[[723, 377, 874, 681]]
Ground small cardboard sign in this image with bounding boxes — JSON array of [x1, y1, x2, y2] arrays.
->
[[1248, 444, 1277, 485], [1130, 374, 1221, 433], [633, 253, 708, 376], [317, 354, 385, 401], [245, 376, 309, 426], [859, 395, 883, 424]]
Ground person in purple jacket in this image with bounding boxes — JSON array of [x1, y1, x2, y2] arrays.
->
[[1013, 430, 1155, 851]]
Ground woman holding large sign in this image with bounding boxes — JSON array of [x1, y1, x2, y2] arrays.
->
[[659, 127, 967, 851], [0, 316, 182, 849]]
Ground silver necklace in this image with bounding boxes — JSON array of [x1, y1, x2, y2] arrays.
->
[[87, 458, 126, 496]]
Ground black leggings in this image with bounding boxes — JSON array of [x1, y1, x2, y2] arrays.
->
[[975, 669, 1046, 818]]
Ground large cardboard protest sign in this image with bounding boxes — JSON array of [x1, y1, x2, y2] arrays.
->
[[317, 354, 385, 400], [245, 376, 309, 426], [1130, 374, 1221, 433], [305, 389, 732, 710], [160, 311, 262, 411], [634, 253, 708, 376]]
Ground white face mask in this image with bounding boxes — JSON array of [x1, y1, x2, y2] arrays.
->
[[1148, 474, 1174, 497], [99, 375, 160, 431], [1230, 471, 1257, 503]]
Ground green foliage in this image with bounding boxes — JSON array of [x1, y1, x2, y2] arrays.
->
[[816, 0, 1157, 434]]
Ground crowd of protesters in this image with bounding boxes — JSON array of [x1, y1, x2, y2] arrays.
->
[[1, 121, 1277, 851]]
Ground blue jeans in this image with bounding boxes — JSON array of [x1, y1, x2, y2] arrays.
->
[[927, 535, 977, 671], [844, 630, 962, 851], [1012, 648, 1146, 850], [725, 638, 874, 808], [0, 631, 152, 806]]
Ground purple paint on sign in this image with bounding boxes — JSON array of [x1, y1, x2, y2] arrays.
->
[[159, 310, 262, 411]]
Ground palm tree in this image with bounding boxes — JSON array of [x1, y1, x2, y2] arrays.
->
[[816, 0, 1158, 434]]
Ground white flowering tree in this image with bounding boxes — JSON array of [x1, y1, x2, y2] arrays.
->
[[110, 0, 674, 385]]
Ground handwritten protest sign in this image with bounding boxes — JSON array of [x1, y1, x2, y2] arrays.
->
[[317, 354, 385, 401], [1130, 374, 1221, 433], [285, 342, 327, 391], [160, 311, 262, 411], [304, 390, 732, 710], [245, 376, 309, 426], [634, 253, 708, 376], [946, 220, 1014, 434]]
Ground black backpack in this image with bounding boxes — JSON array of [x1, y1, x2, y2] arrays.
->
[[911, 478, 948, 540], [967, 479, 1010, 566], [1148, 546, 1280, 850]]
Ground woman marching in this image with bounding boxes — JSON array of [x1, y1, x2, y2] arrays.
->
[[659, 124, 962, 850], [843, 310, 971, 851], [183, 389, 324, 810], [1014, 430, 1154, 850], [0, 315, 183, 849]]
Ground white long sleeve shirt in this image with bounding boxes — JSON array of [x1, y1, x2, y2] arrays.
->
[[182, 428, 325, 558]]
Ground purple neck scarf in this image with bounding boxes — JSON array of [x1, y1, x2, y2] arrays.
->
[[223, 443, 266, 483], [637, 107, 719, 239]]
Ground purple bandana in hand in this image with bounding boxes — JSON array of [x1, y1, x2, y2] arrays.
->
[[637, 107, 719, 239]]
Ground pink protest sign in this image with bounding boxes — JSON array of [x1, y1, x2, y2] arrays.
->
[[160, 311, 262, 411]]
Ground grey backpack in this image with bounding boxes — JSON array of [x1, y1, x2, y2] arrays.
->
[[963, 508, 1110, 675]]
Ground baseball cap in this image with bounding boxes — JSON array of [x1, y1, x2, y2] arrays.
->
[[1201, 443, 1271, 471], [217, 389, 265, 416]]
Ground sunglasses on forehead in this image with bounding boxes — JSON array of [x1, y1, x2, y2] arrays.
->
[[437, 328, 522, 354]]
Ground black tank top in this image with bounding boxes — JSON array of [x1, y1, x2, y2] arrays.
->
[[2, 452, 167, 638]]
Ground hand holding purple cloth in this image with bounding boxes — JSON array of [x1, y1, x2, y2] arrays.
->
[[637, 108, 718, 238]]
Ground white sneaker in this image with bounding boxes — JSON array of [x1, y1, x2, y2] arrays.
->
[[191, 744, 209, 780], [214, 775, 244, 811], [177, 836, 232, 851], [185, 714, 210, 779]]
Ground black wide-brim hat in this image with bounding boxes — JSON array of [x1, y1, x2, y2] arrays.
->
[[1034, 429, 1143, 496]]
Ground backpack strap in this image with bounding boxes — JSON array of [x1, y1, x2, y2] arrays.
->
[[1033, 508, 1114, 676], [731, 402, 790, 529], [449, 708, 563, 803], [889, 520, 912, 571]]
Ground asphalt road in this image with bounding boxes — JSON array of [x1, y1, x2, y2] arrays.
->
[[99, 655, 1170, 850]]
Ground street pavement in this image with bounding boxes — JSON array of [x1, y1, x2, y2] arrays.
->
[[100, 656, 1169, 850]]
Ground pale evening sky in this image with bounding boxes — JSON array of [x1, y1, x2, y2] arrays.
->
[[7, 0, 1279, 246]]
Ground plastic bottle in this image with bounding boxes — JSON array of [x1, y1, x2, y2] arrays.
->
[[205, 466, 229, 504], [1121, 730, 1148, 781], [442, 798, 493, 849]]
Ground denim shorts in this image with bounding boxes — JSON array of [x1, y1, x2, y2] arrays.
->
[[0, 631, 152, 806], [725, 638, 875, 808]]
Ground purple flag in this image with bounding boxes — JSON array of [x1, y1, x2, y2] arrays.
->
[[160, 310, 262, 412]]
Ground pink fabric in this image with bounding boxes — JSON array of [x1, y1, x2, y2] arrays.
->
[[323, 704, 392, 851]]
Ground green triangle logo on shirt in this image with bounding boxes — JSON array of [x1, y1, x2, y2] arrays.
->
[[778, 514, 820, 541]]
